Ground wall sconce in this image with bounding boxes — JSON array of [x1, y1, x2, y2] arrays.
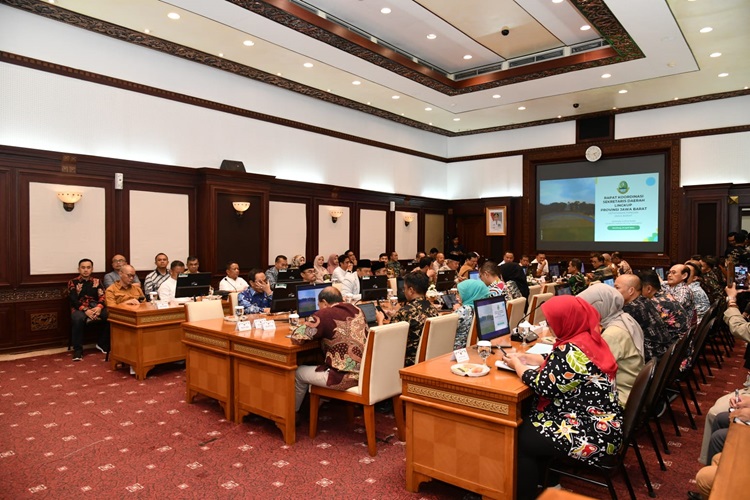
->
[[232, 201, 250, 217], [57, 192, 83, 212], [403, 214, 415, 227], [329, 208, 344, 223]]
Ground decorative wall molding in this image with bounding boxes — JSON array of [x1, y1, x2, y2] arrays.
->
[[0, 287, 66, 303]]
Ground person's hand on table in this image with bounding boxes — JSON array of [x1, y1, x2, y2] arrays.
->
[[375, 310, 386, 326], [124, 298, 140, 306]]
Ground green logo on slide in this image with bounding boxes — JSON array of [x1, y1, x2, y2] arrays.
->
[[617, 181, 629, 194]]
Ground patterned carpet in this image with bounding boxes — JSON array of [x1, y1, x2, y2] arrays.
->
[[0, 340, 744, 499]]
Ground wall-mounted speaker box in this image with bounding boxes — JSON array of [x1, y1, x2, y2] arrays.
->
[[576, 116, 614, 142], [220, 160, 246, 172]]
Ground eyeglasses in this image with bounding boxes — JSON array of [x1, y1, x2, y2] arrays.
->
[[113, 259, 126, 263], [124, 274, 136, 278]]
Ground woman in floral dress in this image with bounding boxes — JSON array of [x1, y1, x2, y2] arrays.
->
[[503, 295, 623, 499]]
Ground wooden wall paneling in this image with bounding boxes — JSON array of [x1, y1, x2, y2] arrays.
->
[[0, 168, 10, 287], [14, 298, 70, 350], [0, 304, 13, 349], [681, 184, 732, 260]]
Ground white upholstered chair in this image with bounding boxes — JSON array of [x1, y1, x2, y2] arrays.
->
[[309, 321, 409, 456], [416, 313, 459, 363], [388, 277, 397, 294], [528, 292, 554, 325], [229, 292, 239, 311], [184, 300, 224, 322], [526, 284, 542, 313], [542, 283, 557, 294], [506, 296, 527, 330]]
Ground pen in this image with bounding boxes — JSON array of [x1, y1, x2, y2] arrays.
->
[[498, 346, 508, 357], [736, 388, 741, 402]]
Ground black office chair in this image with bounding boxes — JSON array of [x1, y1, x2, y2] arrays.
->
[[544, 359, 657, 500]]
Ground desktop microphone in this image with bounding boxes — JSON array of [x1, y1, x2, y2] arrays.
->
[[515, 299, 545, 329]]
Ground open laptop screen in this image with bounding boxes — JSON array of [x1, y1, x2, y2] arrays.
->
[[296, 283, 327, 318], [473, 295, 510, 342], [175, 272, 211, 298], [270, 282, 298, 313]]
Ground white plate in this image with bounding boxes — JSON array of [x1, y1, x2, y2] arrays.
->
[[451, 363, 490, 377], [224, 315, 247, 322]]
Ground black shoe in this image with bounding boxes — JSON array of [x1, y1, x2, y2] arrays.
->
[[375, 400, 393, 414], [687, 492, 703, 500], [73, 350, 83, 362]]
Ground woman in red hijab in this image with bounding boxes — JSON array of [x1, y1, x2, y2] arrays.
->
[[503, 295, 623, 499]]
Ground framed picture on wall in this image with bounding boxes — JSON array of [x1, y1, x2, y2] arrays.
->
[[486, 206, 507, 236]]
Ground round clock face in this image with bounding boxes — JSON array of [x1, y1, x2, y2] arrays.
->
[[586, 145, 602, 162]]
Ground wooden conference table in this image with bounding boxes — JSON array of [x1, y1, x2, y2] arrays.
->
[[108, 302, 188, 380], [181, 317, 321, 445], [400, 346, 534, 500]]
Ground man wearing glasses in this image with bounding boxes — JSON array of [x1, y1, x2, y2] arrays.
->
[[105, 264, 145, 307], [103, 254, 140, 289], [238, 268, 274, 314]]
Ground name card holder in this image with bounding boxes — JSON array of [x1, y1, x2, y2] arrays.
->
[[236, 321, 252, 332], [452, 348, 470, 363]]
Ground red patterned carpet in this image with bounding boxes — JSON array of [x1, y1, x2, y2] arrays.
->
[[0, 342, 744, 499]]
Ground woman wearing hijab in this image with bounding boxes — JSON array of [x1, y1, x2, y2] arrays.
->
[[326, 254, 339, 276], [290, 255, 306, 268], [499, 262, 529, 299], [452, 279, 490, 349], [313, 255, 328, 283], [578, 283, 645, 406], [503, 295, 623, 500]]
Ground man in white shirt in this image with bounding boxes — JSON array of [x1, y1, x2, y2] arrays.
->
[[157, 260, 186, 302], [530, 252, 549, 279], [341, 259, 372, 297], [144, 253, 170, 297], [499, 251, 514, 266], [332, 254, 350, 283], [219, 261, 249, 292]]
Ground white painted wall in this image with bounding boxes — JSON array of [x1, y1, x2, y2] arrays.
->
[[394, 211, 418, 259], [680, 131, 750, 186], [269, 202, 307, 263], [359, 209, 387, 261], [29, 183, 106, 275], [318, 205, 349, 257], [129, 191, 189, 272]]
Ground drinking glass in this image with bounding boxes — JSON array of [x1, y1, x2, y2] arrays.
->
[[234, 306, 244, 322], [289, 313, 299, 327], [477, 340, 492, 366]]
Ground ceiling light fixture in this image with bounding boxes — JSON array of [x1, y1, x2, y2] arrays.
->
[[618, 89, 628, 94], [426, 34, 437, 40], [601, 73, 611, 78], [352, 80, 361, 85], [243, 40, 254, 47], [710, 52, 722, 58], [518, 106, 526, 110], [557, 115, 562, 119], [144, 29, 150, 34], [453, 118, 460, 121], [699, 27, 713, 33], [492, 94, 501, 99], [167, 12, 180, 20], [580, 25, 591, 31], [392, 95, 400, 100], [463, 55, 472, 60], [380, 7, 391, 14], [718, 73, 729, 77], [303, 62, 313, 68], [424, 107, 432, 111], [552, 0, 564, 3]]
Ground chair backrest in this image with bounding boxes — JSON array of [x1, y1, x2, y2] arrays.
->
[[416, 313, 459, 363], [332, 282, 344, 292], [542, 283, 557, 294], [388, 277, 397, 294], [506, 297, 527, 330], [358, 321, 409, 405], [465, 312, 478, 349], [229, 292, 239, 311], [641, 339, 679, 416], [663, 327, 696, 388], [684, 317, 716, 371], [185, 300, 224, 322], [621, 358, 657, 451], [526, 285, 542, 312], [529, 292, 554, 325]]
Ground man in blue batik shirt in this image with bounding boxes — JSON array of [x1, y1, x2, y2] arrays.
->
[[238, 268, 273, 313]]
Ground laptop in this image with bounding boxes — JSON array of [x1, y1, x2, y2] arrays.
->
[[275, 268, 301, 284], [473, 295, 511, 343], [270, 282, 298, 313], [556, 284, 573, 296], [468, 270, 480, 280], [548, 263, 561, 279], [359, 275, 388, 301], [296, 283, 327, 318], [358, 302, 380, 328], [435, 270, 456, 292]]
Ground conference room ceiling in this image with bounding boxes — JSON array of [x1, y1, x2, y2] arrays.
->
[[30, 0, 749, 135]]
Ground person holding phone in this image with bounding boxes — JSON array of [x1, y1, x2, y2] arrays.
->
[[725, 284, 750, 341], [105, 264, 145, 307]]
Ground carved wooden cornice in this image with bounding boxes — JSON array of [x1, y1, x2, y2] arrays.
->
[[0, 287, 67, 303]]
